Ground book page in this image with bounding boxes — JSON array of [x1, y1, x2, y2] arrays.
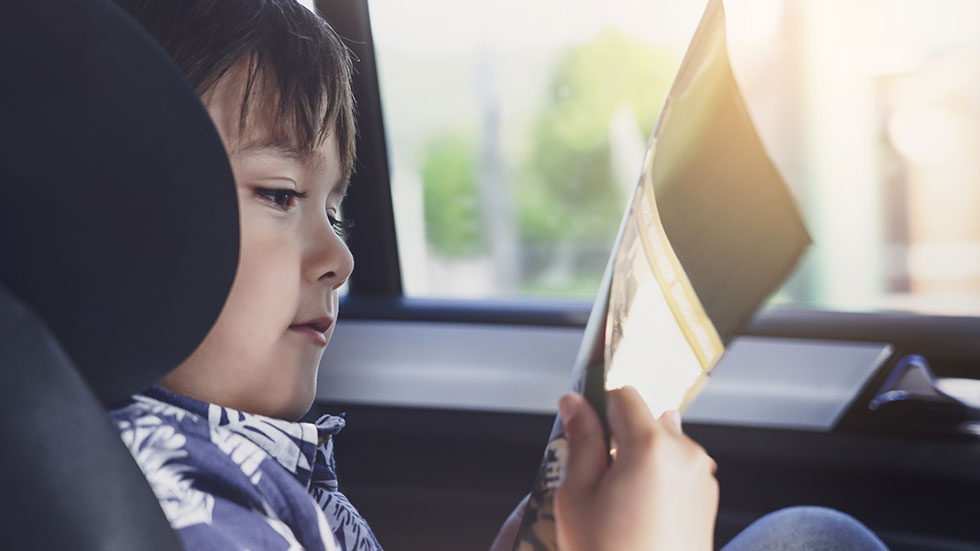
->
[[605, 178, 719, 416]]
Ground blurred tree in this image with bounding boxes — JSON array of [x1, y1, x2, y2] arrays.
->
[[420, 132, 487, 258], [517, 30, 677, 292]]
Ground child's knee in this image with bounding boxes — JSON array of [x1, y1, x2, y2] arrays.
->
[[723, 506, 888, 551]]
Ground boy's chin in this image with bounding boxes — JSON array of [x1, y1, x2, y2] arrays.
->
[[272, 382, 317, 422]]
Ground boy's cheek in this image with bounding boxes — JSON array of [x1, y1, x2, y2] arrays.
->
[[227, 230, 303, 330]]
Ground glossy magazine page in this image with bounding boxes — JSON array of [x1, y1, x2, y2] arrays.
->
[[512, 0, 810, 549]]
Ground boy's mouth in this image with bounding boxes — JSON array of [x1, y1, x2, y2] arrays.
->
[[288, 316, 333, 347], [290, 316, 334, 334]]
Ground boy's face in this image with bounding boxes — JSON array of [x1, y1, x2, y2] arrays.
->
[[158, 63, 353, 420]]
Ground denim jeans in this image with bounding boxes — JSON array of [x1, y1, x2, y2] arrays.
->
[[721, 507, 889, 551]]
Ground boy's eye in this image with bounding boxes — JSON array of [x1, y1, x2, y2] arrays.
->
[[256, 188, 308, 211], [255, 187, 352, 240]]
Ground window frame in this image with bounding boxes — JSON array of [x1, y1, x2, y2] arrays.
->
[[318, 0, 402, 297]]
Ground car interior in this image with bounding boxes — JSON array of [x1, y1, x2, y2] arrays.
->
[[2, 0, 979, 550]]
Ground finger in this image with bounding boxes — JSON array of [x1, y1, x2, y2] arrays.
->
[[606, 386, 660, 457], [689, 441, 717, 476], [557, 393, 607, 498], [660, 409, 683, 435]]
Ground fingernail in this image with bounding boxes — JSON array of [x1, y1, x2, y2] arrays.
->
[[664, 409, 682, 430], [605, 390, 618, 422], [558, 394, 578, 427]]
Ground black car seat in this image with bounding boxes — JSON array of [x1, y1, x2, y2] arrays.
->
[[0, 0, 239, 548]]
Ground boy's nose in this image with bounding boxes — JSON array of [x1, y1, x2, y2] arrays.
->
[[309, 221, 354, 289]]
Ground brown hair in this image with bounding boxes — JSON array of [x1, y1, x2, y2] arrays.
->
[[116, 0, 357, 177]]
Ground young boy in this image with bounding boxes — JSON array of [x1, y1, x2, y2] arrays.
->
[[109, 2, 887, 551]]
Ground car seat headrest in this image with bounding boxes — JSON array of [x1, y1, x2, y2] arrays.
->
[[0, 0, 239, 406]]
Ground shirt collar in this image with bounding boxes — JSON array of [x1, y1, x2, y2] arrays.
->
[[139, 384, 344, 490]]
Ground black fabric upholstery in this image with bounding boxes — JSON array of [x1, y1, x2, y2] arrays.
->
[[0, 0, 239, 407], [0, 0, 240, 548], [0, 283, 181, 550]]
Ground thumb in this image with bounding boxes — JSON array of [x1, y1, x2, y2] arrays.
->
[[557, 393, 607, 499]]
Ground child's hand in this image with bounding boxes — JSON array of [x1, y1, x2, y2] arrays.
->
[[554, 387, 719, 551]]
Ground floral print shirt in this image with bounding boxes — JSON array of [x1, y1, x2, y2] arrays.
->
[[110, 385, 382, 551]]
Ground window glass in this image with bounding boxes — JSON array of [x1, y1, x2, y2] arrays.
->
[[369, 0, 980, 316]]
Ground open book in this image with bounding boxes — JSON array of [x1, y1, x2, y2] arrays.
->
[[512, 1, 811, 549]]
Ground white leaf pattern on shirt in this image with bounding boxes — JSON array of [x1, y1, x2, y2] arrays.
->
[[207, 404, 314, 475], [209, 425, 268, 485], [116, 415, 215, 529]]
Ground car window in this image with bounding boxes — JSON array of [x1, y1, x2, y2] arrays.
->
[[368, 0, 980, 317]]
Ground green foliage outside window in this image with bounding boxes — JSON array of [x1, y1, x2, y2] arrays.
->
[[517, 30, 677, 290], [418, 30, 677, 294], [420, 133, 487, 258]]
